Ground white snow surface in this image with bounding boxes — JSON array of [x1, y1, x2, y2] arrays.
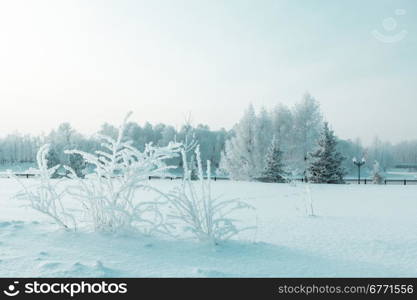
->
[[0, 178, 416, 277]]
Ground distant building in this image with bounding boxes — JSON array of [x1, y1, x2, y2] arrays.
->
[[395, 164, 417, 171]]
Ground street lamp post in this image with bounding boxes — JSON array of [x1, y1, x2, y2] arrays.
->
[[352, 157, 366, 184]]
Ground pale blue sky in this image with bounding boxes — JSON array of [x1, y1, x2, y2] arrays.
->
[[0, 0, 416, 144]]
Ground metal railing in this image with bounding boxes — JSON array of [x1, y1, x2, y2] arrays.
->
[[3, 174, 417, 185]]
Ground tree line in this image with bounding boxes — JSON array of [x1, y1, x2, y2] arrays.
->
[[1, 93, 417, 178], [219, 94, 345, 182], [218, 93, 417, 180], [0, 121, 230, 174]]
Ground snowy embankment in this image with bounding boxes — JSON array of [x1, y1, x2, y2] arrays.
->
[[0, 179, 416, 277]]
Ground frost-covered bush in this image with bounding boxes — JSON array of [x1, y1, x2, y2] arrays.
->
[[14, 113, 257, 242], [15, 144, 76, 230], [45, 147, 61, 178], [372, 160, 384, 184], [64, 112, 181, 234], [166, 146, 255, 244], [68, 153, 86, 178]]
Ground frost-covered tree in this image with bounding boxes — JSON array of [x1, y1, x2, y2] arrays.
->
[[261, 137, 287, 183], [142, 122, 155, 145], [392, 140, 417, 166], [307, 122, 346, 183], [272, 104, 294, 158], [220, 104, 258, 180], [176, 113, 198, 172], [293, 93, 323, 170], [0, 134, 40, 164], [211, 128, 228, 169], [372, 160, 384, 184], [368, 137, 394, 172], [50, 123, 76, 165], [254, 107, 274, 175], [99, 123, 118, 140], [124, 122, 145, 151]]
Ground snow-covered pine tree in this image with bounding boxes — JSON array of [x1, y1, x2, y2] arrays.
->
[[372, 160, 384, 184], [261, 137, 287, 182], [307, 122, 346, 183]]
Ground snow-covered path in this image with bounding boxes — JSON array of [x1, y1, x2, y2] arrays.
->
[[0, 179, 416, 277]]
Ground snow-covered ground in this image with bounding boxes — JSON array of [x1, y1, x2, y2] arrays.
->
[[0, 178, 416, 277]]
